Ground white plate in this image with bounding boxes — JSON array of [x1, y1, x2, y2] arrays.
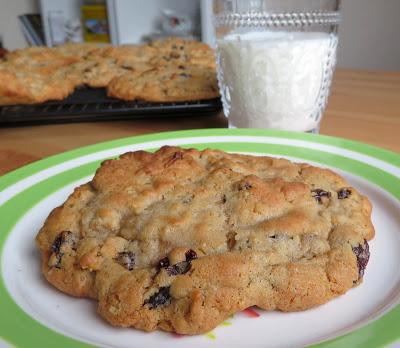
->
[[1, 129, 399, 348]]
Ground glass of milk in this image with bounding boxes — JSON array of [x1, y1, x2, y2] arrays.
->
[[213, 0, 341, 133]]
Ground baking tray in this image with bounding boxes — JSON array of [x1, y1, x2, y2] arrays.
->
[[0, 88, 222, 126]]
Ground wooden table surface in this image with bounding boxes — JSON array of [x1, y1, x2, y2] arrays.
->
[[0, 69, 399, 176]]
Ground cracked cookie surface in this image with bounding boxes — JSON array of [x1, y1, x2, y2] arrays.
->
[[107, 65, 219, 102], [36, 146, 374, 334]]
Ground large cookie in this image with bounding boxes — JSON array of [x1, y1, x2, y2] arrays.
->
[[107, 65, 219, 102], [79, 45, 155, 88], [0, 64, 76, 105], [0, 45, 94, 104], [149, 37, 216, 69], [4, 46, 80, 73], [36, 146, 374, 334], [101, 44, 157, 71]]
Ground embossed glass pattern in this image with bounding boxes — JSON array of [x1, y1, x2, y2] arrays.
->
[[213, 0, 341, 133]]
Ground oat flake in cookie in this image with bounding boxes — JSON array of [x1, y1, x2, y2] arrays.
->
[[35, 146, 374, 335]]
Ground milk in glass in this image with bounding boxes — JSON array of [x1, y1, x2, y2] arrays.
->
[[216, 31, 338, 132]]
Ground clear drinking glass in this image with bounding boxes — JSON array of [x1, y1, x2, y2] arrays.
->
[[213, 0, 341, 133]]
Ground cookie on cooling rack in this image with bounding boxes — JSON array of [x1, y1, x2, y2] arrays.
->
[[107, 65, 219, 102]]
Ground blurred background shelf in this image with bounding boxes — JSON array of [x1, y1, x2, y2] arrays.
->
[[2, 0, 399, 70]]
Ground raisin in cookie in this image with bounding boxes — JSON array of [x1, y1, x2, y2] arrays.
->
[[107, 65, 219, 102], [36, 146, 374, 335]]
